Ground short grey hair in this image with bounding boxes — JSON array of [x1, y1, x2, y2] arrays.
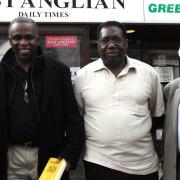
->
[[9, 17, 39, 34]]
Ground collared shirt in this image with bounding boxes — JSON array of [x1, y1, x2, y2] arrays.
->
[[74, 56, 164, 175]]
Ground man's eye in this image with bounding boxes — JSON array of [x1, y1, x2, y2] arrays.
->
[[99, 37, 124, 45], [114, 38, 124, 43], [12, 35, 22, 41], [25, 35, 34, 40], [99, 39, 108, 44], [11, 34, 35, 41]]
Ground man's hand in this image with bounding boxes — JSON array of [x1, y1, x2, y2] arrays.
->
[[56, 157, 71, 172]]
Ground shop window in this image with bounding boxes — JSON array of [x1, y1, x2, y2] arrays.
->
[[144, 50, 179, 88], [39, 35, 83, 82], [0, 36, 11, 61]]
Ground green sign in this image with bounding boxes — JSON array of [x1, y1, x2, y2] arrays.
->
[[149, 3, 180, 13]]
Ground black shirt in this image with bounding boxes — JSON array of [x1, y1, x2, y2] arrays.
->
[[8, 64, 39, 144]]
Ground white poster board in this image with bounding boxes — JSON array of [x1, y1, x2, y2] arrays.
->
[[154, 66, 174, 82]]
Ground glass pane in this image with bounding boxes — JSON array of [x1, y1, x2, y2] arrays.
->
[[0, 36, 10, 61]]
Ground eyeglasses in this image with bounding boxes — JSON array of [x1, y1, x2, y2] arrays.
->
[[10, 34, 35, 42], [98, 37, 126, 46], [23, 80, 30, 104]]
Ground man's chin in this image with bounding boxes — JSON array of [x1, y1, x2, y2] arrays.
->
[[17, 56, 33, 65], [103, 61, 121, 69], [102, 57, 121, 69]]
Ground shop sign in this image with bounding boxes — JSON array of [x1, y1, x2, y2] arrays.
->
[[144, 0, 180, 23], [1, 0, 180, 23], [0, 0, 144, 23], [148, 4, 180, 13], [45, 36, 77, 48]]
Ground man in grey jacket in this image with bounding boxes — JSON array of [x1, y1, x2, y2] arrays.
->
[[163, 78, 180, 180]]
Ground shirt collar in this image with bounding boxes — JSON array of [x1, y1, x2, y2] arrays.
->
[[92, 56, 137, 72], [124, 56, 137, 71], [92, 58, 106, 72]]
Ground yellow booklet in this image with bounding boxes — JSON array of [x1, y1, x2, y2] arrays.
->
[[39, 158, 67, 180]]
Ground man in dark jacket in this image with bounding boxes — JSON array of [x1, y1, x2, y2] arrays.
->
[[0, 17, 84, 180]]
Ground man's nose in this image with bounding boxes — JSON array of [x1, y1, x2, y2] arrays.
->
[[107, 40, 116, 47], [19, 38, 29, 45]]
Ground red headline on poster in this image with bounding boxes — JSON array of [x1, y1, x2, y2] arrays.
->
[[45, 36, 77, 48]]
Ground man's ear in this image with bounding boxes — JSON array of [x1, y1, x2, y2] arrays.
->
[[97, 41, 101, 52], [36, 34, 40, 45], [8, 36, 12, 46], [125, 39, 128, 49]]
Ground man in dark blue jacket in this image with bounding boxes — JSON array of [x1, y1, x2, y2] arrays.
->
[[0, 16, 84, 180]]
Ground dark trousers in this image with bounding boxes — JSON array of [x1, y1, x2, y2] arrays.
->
[[177, 154, 180, 180], [84, 161, 159, 180]]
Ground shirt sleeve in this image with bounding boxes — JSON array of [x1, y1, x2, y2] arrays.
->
[[149, 71, 165, 117], [73, 73, 85, 116]]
